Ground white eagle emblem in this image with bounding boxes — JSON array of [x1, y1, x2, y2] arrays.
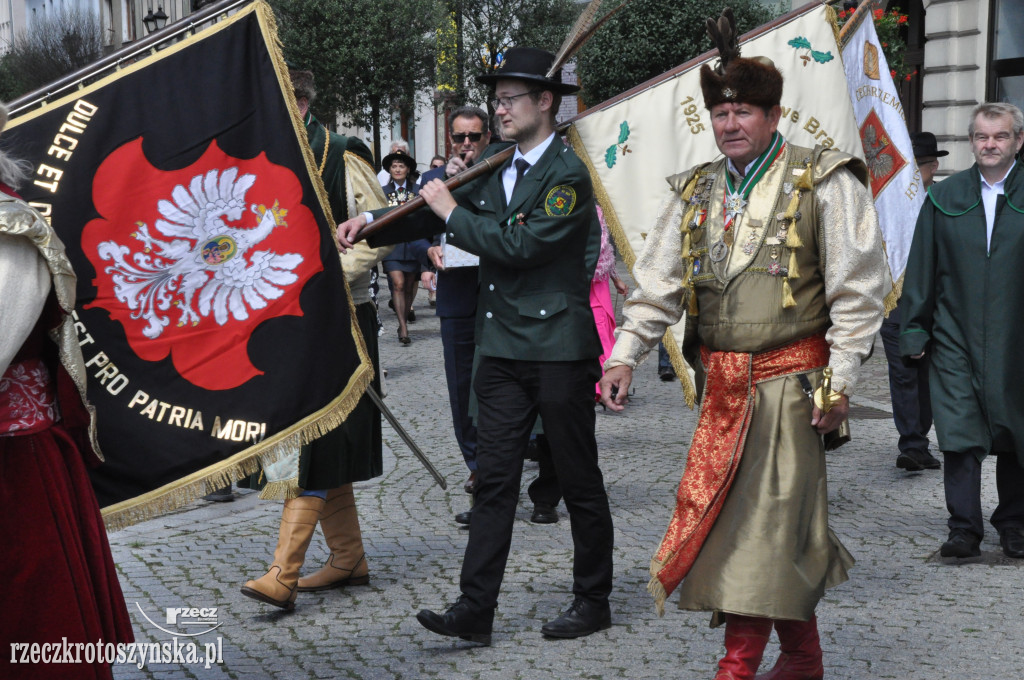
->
[[97, 167, 302, 339]]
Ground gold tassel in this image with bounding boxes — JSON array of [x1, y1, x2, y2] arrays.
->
[[681, 174, 700, 202], [781, 277, 797, 308], [795, 164, 814, 191], [787, 249, 800, 280], [783, 192, 801, 219], [687, 284, 699, 315], [681, 205, 696, 233], [785, 226, 803, 249], [680, 231, 693, 286]]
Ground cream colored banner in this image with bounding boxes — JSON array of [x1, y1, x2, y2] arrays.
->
[[841, 8, 922, 300], [571, 3, 861, 261]]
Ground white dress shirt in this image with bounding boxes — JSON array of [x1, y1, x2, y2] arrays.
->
[[501, 132, 556, 204], [980, 161, 1015, 253]]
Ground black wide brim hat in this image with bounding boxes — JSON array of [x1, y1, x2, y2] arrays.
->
[[382, 150, 417, 172], [476, 47, 580, 95], [911, 131, 949, 159]]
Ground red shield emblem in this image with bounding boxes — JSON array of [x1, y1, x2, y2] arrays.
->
[[859, 108, 908, 197], [82, 139, 322, 390]]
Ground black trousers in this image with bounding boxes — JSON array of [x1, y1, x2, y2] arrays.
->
[[460, 356, 613, 613], [440, 316, 477, 471], [944, 450, 1024, 537], [879, 306, 932, 456], [527, 434, 562, 508]]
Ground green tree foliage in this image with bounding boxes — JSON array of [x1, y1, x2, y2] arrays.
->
[[271, 0, 442, 166], [454, 0, 578, 105], [576, 0, 775, 107], [0, 8, 105, 102]]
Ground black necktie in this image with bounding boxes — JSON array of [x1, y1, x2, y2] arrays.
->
[[513, 158, 530, 192]]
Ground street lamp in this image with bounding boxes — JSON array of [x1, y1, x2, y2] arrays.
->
[[143, 6, 169, 34]]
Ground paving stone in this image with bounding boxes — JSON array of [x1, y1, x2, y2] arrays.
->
[[106, 278, 1024, 679]]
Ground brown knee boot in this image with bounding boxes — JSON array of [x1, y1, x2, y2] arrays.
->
[[754, 615, 824, 680], [240, 495, 325, 610], [714, 614, 773, 680], [297, 484, 370, 591]]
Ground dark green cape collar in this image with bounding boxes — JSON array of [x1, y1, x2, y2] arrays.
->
[[928, 162, 1024, 216]]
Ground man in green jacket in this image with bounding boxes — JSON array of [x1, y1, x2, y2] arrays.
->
[[900, 102, 1024, 560], [340, 47, 614, 644]]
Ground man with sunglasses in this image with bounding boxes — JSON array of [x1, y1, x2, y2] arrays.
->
[[424, 106, 496, 522], [338, 47, 613, 644]]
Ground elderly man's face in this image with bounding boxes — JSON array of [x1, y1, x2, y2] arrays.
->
[[710, 102, 782, 168], [971, 113, 1024, 180], [449, 115, 491, 161]]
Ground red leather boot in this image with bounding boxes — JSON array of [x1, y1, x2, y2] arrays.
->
[[714, 614, 773, 680], [754, 615, 824, 680]]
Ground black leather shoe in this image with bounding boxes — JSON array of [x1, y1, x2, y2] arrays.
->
[[525, 439, 540, 462], [463, 472, 477, 495], [455, 509, 472, 526], [897, 449, 941, 471], [416, 600, 493, 645], [658, 366, 676, 382], [940, 528, 981, 558], [541, 599, 611, 639], [531, 504, 558, 524], [1000, 527, 1024, 558]]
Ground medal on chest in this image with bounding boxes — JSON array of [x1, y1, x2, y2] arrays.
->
[[712, 134, 786, 264]]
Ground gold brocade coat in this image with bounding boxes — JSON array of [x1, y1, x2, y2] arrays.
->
[[607, 142, 890, 622], [0, 195, 101, 461]]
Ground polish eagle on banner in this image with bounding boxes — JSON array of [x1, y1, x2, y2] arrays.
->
[[98, 165, 299, 338]]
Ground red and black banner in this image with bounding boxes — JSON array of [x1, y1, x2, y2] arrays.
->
[[0, 2, 371, 527]]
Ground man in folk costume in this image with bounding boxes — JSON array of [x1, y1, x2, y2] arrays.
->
[[240, 70, 392, 610], [1, 101, 134, 679], [599, 10, 889, 680], [900, 102, 1024, 560]]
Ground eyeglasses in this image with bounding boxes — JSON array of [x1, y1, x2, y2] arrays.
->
[[451, 132, 484, 143], [489, 90, 539, 111]]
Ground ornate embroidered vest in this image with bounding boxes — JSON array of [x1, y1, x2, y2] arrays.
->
[[675, 143, 858, 353]]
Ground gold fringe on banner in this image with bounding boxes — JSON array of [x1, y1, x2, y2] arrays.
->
[[100, 0, 375, 531], [825, 2, 841, 45], [567, 125, 697, 408], [259, 479, 303, 501]]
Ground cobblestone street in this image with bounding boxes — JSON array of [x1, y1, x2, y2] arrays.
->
[[109, 280, 1023, 680]]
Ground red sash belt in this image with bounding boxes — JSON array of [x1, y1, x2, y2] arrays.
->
[[648, 332, 830, 613], [0, 358, 57, 436]]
